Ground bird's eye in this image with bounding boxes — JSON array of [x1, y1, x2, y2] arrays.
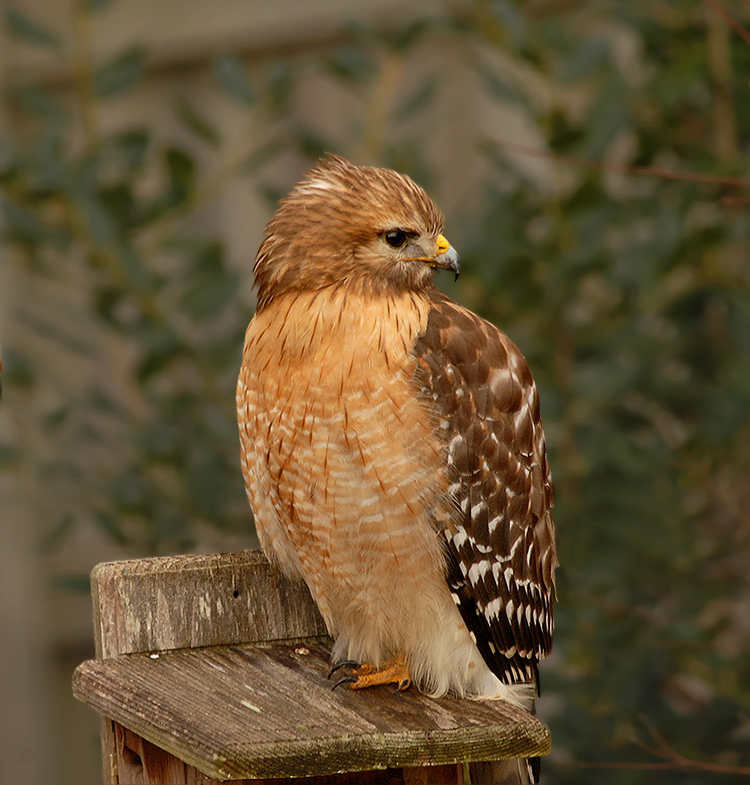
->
[[384, 230, 409, 249]]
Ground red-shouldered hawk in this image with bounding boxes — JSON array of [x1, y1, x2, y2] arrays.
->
[[237, 155, 557, 781]]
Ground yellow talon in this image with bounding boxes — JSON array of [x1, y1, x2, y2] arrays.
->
[[347, 657, 411, 691]]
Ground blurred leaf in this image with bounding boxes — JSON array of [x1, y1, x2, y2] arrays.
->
[[3, 200, 48, 245], [478, 67, 524, 106], [3, 348, 35, 388], [291, 124, 333, 160], [179, 263, 238, 321], [52, 573, 92, 594], [139, 421, 182, 462], [395, 77, 438, 124], [3, 7, 61, 50], [39, 513, 75, 553], [560, 38, 610, 82], [110, 468, 149, 511], [263, 61, 293, 113], [325, 45, 376, 83], [186, 452, 239, 517], [11, 84, 67, 121], [135, 326, 184, 382], [106, 129, 151, 175], [116, 246, 152, 288], [390, 19, 432, 52], [0, 138, 15, 171], [239, 134, 289, 174], [87, 386, 128, 418], [93, 511, 129, 545], [43, 405, 71, 431], [174, 97, 221, 148], [87, 0, 114, 10], [487, 1, 527, 49], [575, 73, 629, 159], [0, 442, 21, 469], [163, 145, 196, 206], [177, 240, 234, 319], [212, 54, 255, 106], [17, 311, 99, 357], [75, 192, 117, 244], [94, 46, 146, 98]]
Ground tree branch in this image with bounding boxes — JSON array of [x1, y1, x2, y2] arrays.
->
[[561, 715, 750, 775], [488, 138, 750, 188], [703, 0, 750, 48]]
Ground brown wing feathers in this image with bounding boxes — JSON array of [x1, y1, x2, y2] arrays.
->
[[412, 290, 557, 687]]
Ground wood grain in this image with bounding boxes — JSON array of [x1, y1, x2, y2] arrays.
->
[[74, 640, 550, 781], [91, 550, 327, 659]]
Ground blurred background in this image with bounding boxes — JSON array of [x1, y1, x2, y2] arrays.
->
[[1, 1, 749, 783]]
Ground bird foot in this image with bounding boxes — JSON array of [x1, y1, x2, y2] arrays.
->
[[329, 657, 411, 692]]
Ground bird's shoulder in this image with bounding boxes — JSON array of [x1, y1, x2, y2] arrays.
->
[[411, 287, 557, 675], [412, 288, 539, 434]]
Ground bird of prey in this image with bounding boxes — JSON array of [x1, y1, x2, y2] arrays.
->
[[237, 155, 557, 781]]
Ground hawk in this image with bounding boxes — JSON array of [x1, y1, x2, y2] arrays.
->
[[237, 155, 557, 780]]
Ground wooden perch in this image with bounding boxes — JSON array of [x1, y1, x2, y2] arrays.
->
[[72, 550, 551, 784]]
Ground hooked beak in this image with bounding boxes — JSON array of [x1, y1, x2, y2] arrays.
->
[[429, 234, 461, 281]]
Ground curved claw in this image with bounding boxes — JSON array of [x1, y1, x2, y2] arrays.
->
[[328, 657, 411, 693], [332, 675, 358, 691], [394, 678, 412, 694], [328, 660, 360, 679]]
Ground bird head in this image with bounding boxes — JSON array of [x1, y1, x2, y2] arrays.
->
[[253, 155, 460, 310]]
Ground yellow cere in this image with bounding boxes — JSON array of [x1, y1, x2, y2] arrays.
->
[[436, 235, 451, 255]]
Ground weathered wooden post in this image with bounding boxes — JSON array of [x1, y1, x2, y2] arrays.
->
[[73, 549, 550, 784]]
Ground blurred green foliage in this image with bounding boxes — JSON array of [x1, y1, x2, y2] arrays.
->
[[2, 0, 749, 781]]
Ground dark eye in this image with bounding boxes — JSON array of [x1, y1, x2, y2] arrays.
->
[[384, 230, 409, 249]]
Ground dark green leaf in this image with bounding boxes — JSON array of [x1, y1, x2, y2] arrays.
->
[[16, 311, 99, 357], [3, 200, 48, 245], [174, 97, 221, 147], [239, 135, 289, 174], [291, 124, 333, 160], [94, 46, 146, 98], [263, 61, 293, 113], [488, 2, 527, 49], [0, 442, 21, 469], [391, 19, 432, 52], [179, 268, 238, 321], [325, 45, 375, 83], [0, 138, 15, 170], [163, 146, 196, 206], [560, 38, 610, 82], [11, 84, 66, 121], [175, 241, 237, 321], [576, 73, 628, 158], [76, 193, 117, 244], [478, 68, 523, 106], [106, 129, 151, 174], [394, 77, 438, 124], [39, 514, 75, 553], [212, 54, 255, 106], [136, 327, 185, 382], [116, 246, 152, 288], [3, 7, 61, 50], [93, 511, 129, 545], [87, 386, 129, 418], [43, 406, 70, 431], [52, 573, 92, 594], [3, 348, 35, 388]]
